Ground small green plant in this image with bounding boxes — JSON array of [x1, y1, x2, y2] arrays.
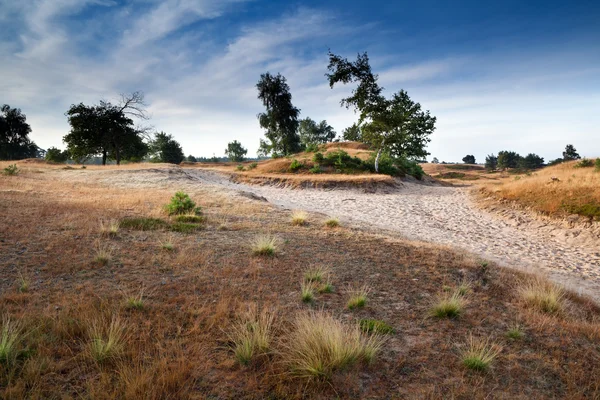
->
[[236, 164, 245, 171], [304, 266, 328, 283], [309, 164, 323, 174], [88, 317, 125, 364], [506, 324, 524, 340], [324, 217, 340, 228], [94, 243, 113, 266], [124, 289, 145, 310], [3, 164, 19, 176], [251, 234, 280, 256], [305, 143, 320, 153], [0, 316, 24, 367], [519, 278, 564, 314], [457, 279, 472, 296], [291, 210, 308, 226], [99, 219, 120, 237], [247, 162, 258, 170], [289, 159, 304, 172], [431, 290, 467, 318], [17, 272, 29, 293], [165, 191, 202, 216], [575, 158, 594, 168], [227, 308, 274, 365], [318, 282, 334, 294], [120, 217, 168, 231], [159, 235, 175, 251], [313, 152, 324, 164], [460, 335, 502, 371], [359, 319, 394, 335], [347, 286, 369, 310], [170, 222, 201, 233], [301, 281, 316, 303], [174, 214, 203, 223]]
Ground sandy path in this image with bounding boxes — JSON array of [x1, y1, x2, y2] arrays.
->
[[181, 169, 599, 300]]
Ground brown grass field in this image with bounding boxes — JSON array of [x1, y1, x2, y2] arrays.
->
[[1, 161, 600, 399]]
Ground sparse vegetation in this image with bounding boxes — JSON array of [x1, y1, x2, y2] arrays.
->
[[251, 234, 280, 256], [228, 308, 274, 365], [94, 243, 113, 265], [324, 217, 340, 228], [0, 316, 24, 367], [159, 235, 175, 251], [575, 158, 594, 168], [291, 210, 308, 226], [460, 335, 502, 371], [519, 278, 564, 314], [506, 324, 525, 340], [99, 219, 120, 236], [88, 317, 125, 364], [347, 286, 369, 310], [3, 164, 19, 176], [174, 214, 203, 223], [359, 319, 394, 335], [304, 266, 328, 283], [124, 289, 145, 310], [431, 290, 467, 318], [170, 221, 202, 233], [17, 272, 29, 293]]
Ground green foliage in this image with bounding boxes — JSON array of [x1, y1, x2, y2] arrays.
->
[[596, 158, 600, 171], [309, 164, 323, 174], [304, 143, 320, 153], [3, 164, 19, 175], [298, 117, 336, 148], [45, 147, 70, 163], [313, 152, 324, 164], [562, 144, 580, 161], [462, 155, 476, 164], [165, 191, 201, 216], [485, 154, 498, 170], [497, 150, 521, 169], [574, 158, 594, 168], [174, 215, 203, 223], [247, 162, 258, 170], [396, 158, 424, 180], [236, 164, 245, 171], [170, 222, 202, 233], [342, 123, 361, 141], [289, 159, 304, 172], [323, 149, 364, 171], [120, 217, 168, 231], [0, 104, 40, 160], [225, 140, 248, 162], [359, 319, 394, 334], [519, 153, 545, 169], [548, 158, 564, 166], [256, 72, 301, 157], [186, 155, 197, 162], [150, 132, 185, 164], [562, 202, 600, 221]]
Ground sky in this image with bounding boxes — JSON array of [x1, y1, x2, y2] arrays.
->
[[1, 0, 599, 162]]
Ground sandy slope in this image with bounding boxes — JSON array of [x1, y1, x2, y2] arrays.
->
[[70, 166, 600, 300]]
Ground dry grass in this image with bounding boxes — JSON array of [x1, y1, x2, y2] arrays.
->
[[519, 277, 565, 314], [227, 307, 275, 365], [93, 242, 113, 265], [290, 210, 308, 226], [99, 219, 120, 236], [431, 290, 467, 318], [460, 335, 502, 371], [480, 159, 600, 220], [347, 286, 370, 310], [300, 281, 316, 303], [324, 217, 340, 228], [282, 312, 384, 381], [88, 316, 126, 364], [250, 234, 281, 256], [0, 316, 24, 367]]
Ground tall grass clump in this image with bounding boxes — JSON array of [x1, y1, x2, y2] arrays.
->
[[291, 210, 308, 226], [347, 286, 369, 310], [283, 312, 384, 381], [0, 316, 24, 367], [304, 266, 329, 283], [431, 290, 467, 318], [227, 308, 275, 365], [324, 217, 340, 228], [124, 289, 145, 310], [3, 164, 19, 176], [99, 219, 120, 237], [250, 234, 280, 256], [88, 317, 126, 364], [301, 281, 316, 303], [460, 335, 502, 371], [94, 242, 113, 266], [165, 191, 202, 216], [519, 278, 564, 314]]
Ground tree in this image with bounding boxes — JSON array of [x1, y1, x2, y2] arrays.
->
[[149, 132, 184, 164], [562, 144, 580, 161], [256, 72, 301, 157], [63, 93, 150, 165], [225, 140, 247, 162], [431, 157, 439, 164], [0, 104, 40, 160], [485, 154, 498, 170], [520, 153, 545, 169], [342, 123, 362, 141], [497, 151, 521, 169], [298, 118, 336, 147], [462, 155, 476, 164], [326, 51, 436, 172], [186, 155, 197, 162], [45, 147, 69, 163]]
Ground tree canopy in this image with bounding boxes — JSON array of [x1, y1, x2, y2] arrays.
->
[[485, 154, 498, 170], [0, 104, 40, 160], [298, 118, 336, 147], [326, 51, 436, 171], [225, 140, 247, 162], [256, 72, 301, 157], [45, 147, 69, 163], [562, 144, 580, 161], [462, 155, 476, 164], [342, 123, 362, 142], [149, 132, 184, 164], [497, 151, 521, 169]]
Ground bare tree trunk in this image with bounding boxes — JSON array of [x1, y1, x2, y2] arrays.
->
[[116, 147, 121, 165], [102, 150, 107, 165], [374, 136, 386, 173]]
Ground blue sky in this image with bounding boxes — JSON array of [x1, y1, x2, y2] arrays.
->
[[1, 0, 599, 162]]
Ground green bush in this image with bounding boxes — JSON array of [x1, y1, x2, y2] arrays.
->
[[165, 191, 202, 216], [304, 143, 320, 153], [324, 150, 364, 171], [309, 164, 323, 174], [3, 164, 19, 176], [359, 319, 394, 334], [247, 162, 258, 170], [289, 159, 304, 172], [313, 152, 324, 164], [236, 164, 245, 171], [575, 158, 594, 168], [596, 158, 600, 172]]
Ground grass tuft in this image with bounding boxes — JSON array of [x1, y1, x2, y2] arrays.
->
[[159, 235, 175, 251], [324, 217, 340, 228], [94, 243, 113, 266], [99, 219, 120, 237], [304, 266, 328, 283], [519, 278, 565, 314], [347, 286, 370, 310], [227, 308, 275, 365], [301, 281, 316, 303], [291, 210, 308, 226], [88, 316, 126, 364], [460, 335, 502, 371], [251, 234, 280, 256], [283, 312, 385, 381], [318, 282, 334, 294], [506, 324, 525, 340], [0, 316, 24, 367], [124, 289, 145, 310], [431, 290, 467, 318], [174, 214, 204, 223], [17, 272, 29, 293], [359, 319, 394, 335]]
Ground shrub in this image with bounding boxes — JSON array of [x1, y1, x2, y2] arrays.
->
[[282, 312, 385, 380], [309, 164, 323, 174], [228, 308, 274, 365], [120, 217, 168, 231], [431, 290, 467, 318], [236, 164, 245, 171], [324, 149, 364, 171], [347, 286, 369, 310], [165, 191, 202, 216], [3, 164, 19, 176], [595, 158, 600, 171], [247, 162, 258, 170], [324, 217, 340, 228], [460, 335, 502, 371], [519, 278, 564, 314], [291, 210, 308, 226], [88, 316, 125, 364], [305, 143, 320, 153], [359, 319, 394, 335], [574, 158, 594, 168], [289, 159, 304, 172], [313, 152, 324, 164], [0, 316, 24, 367], [251, 234, 280, 256]]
